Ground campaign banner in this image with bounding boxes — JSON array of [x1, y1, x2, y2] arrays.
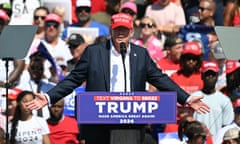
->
[[77, 92, 177, 124]]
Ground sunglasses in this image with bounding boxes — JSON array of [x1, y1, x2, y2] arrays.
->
[[121, 8, 136, 16], [34, 15, 46, 20], [76, 7, 91, 13], [139, 23, 155, 28], [183, 55, 199, 61], [198, 6, 211, 12], [45, 21, 59, 28]]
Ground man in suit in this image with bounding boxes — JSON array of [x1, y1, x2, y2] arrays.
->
[[27, 13, 209, 144]]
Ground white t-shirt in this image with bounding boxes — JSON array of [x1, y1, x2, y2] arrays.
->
[[193, 91, 234, 137], [9, 116, 49, 144]]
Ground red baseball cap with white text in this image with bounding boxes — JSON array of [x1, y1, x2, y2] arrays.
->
[[182, 42, 202, 56], [201, 61, 219, 73], [226, 60, 240, 74], [111, 13, 133, 29]]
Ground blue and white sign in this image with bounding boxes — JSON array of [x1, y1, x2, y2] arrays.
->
[[76, 92, 177, 124], [64, 86, 85, 116]]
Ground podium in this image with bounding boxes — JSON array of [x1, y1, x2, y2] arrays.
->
[[76, 92, 177, 144]]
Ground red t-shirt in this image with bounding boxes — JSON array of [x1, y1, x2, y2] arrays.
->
[[171, 72, 203, 94], [48, 116, 79, 144], [157, 57, 180, 76]]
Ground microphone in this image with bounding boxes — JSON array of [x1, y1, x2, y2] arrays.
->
[[120, 42, 126, 63], [119, 42, 127, 92]]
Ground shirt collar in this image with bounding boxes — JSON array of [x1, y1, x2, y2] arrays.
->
[[110, 40, 131, 55]]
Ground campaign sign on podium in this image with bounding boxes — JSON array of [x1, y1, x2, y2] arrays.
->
[[76, 92, 177, 124]]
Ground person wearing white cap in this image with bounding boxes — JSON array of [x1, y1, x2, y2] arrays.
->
[[61, 0, 110, 43], [222, 127, 240, 144], [214, 106, 240, 144]]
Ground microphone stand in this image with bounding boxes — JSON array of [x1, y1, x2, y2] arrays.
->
[[2, 57, 13, 143], [120, 43, 127, 92], [122, 58, 127, 92]]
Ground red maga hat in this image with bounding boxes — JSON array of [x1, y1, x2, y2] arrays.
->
[[182, 42, 201, 56], [226, 60, 240, 74], [111, 13, 133, 29], [201, 61, 219, 73]]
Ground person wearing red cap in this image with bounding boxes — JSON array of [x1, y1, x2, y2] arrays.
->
[[0, 87, 21, 133], [171, 41, 203, 94], [27, 13, 209, 144], [26, 13, 72, 82], [9, 91, 50, 144], [225, 60, 240, 102], [192, 61, 234, 138]]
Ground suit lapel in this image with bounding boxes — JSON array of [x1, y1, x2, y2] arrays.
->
[[100, 40, 111, 91], [130, 44, 137, 91]]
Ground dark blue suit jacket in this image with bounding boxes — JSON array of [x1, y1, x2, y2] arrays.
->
[[47, 40, 189, 105]]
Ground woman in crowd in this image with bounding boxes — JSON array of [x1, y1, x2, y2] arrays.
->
[[132, 16, 165, 63], [9, 91, 50, 144]]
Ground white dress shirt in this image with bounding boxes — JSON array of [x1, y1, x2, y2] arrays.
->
[[110, 41, 131, 92]]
